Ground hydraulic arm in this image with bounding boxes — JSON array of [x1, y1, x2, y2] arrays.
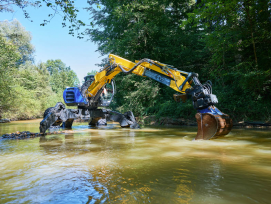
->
[[40, 54, 232, 140]]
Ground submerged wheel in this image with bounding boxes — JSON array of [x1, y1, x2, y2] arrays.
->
[[43, 107, 54, 118]]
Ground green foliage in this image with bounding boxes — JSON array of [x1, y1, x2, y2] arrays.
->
[[87, 0, 271, 121], [0, 35, 20, 119], [87, 70, 98, 76], [110, 74, 160, 116], [44, 59, 80, 93], [0, 59, 60, 120], [186, 0, 271, 68], [155, 101, 195, 118], [1, 1, 271, 122], [0, 20, 80, 120], [87, 0, 208, 119], [0, 59, 62, 120], [0, 0, 87, 38], [0, 19, 35, 64], [184, 0, 271, 120], [86, 0, 205, 66]]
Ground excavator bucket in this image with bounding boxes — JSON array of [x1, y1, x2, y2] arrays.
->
[[195, 106, 233, 140]]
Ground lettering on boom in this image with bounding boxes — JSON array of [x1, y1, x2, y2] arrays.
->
[[144, 69, 171, 87]]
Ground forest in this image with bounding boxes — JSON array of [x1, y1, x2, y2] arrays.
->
[[0, 0, 270, 122], [0, 20, 79, 120]]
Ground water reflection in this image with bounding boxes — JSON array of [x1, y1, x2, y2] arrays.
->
[[1, 122, 271, 203], [36, 131, 199, 203]]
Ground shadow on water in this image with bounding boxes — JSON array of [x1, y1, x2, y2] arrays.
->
[[0, 122, 271, 203]]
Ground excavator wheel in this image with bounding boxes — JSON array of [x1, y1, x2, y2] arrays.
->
[[195, 113, 233, 140], [42, 105, 63, 128], [43, 107, 54, 118]]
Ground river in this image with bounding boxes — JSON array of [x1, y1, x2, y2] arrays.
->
[[0, 120, 271, 204]]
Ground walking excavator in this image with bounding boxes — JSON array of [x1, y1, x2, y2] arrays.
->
[[40, 54, 232, 140]]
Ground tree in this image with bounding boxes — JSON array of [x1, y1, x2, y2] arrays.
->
[[45, 59, 80, 93], [85, 0, 202, 116], [186, 0, 271, 68], [0, 0, 87, 38], [0, 19, 81, 119], [86, 0, 202, 65], [86, 0, 271, 121], [184, 0, 271, 120], [0, 35, 60, 119], [0, 35, 20, 119], [0, 19, 35, 64], [87, 70, 98, 75]]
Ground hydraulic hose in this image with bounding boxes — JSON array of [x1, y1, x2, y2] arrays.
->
[[117, 59, 164, 74]]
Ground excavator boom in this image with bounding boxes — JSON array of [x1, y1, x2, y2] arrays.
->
[[86, 54, 192, 99]]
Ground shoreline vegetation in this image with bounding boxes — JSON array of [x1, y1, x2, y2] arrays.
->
[[1, 1, 271, 125]]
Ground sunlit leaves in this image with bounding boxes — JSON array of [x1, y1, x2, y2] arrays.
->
[[44, 59, 80, 93], [0, 20, 35, 64], [0, 0, 89, 39], [87, 0, 271, 121], [0, 20, 80, 119]]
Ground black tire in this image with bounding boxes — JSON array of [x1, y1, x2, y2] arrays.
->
[[43, 107, 54, 118]]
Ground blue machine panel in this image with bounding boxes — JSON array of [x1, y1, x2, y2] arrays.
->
[[63, 87, 88, 106], [198, 106, 223, 115]]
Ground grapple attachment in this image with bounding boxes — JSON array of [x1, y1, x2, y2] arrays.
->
[[195, 106, 233, 140]]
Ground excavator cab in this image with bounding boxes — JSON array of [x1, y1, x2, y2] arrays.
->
[[98, 80, 116, 107], [84, 75, 95, 82]]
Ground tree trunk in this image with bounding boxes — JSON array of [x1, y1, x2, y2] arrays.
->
[[244, 0, 258, 65]]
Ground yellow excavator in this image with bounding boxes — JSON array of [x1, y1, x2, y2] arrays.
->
[[40, 54, 232, 140]]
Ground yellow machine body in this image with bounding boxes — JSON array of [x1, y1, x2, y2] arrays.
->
[[86, 54, 191, 98]]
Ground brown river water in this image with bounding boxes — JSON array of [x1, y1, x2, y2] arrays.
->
[[0, 119, 271, 204]]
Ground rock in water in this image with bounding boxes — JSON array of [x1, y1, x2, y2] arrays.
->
[[0, 119, 10, 123], [97, 119, 107, 126]]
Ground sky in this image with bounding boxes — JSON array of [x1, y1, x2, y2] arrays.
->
[[0, 1, 102, 82]]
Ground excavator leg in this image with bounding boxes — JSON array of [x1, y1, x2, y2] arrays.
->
[[88, 117, 105, 126], [106, 110, 140, 129], [40, 103, 140, 134], [195, 106, 233, 140], [88, 110, 140, 128], [40, 102, 81, 134]]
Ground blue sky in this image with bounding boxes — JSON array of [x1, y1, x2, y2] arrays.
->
[[0, 1, 102, 82]]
